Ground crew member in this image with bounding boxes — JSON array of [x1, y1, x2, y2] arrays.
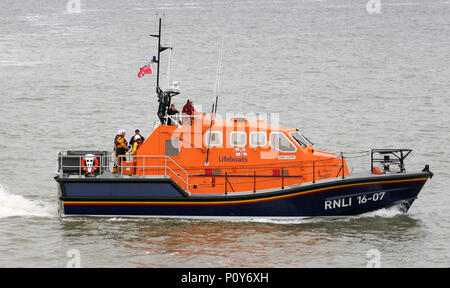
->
[[182, 99, 196, 124], [113, 129, 129, 173], [131, 137, 144, 161], [167, 104, 179, 125], [130, 129, 145, 147]]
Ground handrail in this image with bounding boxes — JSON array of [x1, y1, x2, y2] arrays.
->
[[56, 151, 114, 178], [370, 149, 412, 173], [60, 149, 412, 194], [163, 114, 199, 126], [57, 152, 191, 194], [117, 155, 190, 194], [165, 115, 182, 127]]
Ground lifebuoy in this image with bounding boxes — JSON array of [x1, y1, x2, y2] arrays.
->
[[81, 155, 99, 174], [372, 166, 383, 175]]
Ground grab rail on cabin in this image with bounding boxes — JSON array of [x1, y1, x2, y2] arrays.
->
[[191, 156, 347, 194], [202, 150, 411, 194]]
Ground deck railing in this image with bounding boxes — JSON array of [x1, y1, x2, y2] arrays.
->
[[118, 155, 190, 194], [58, 150, 405, 194], [57, 151, 345, 195], [57, 151, 112, 178], [163, 114, 200, 126], [57, 151, 190, 194]]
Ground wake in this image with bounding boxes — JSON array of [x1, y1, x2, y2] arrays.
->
[[0, 184, 56, 218]]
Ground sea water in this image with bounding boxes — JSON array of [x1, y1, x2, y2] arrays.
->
[[0, 0, 449, 267]]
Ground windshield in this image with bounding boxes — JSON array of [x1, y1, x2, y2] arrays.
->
[[289, 132, 308, 148]]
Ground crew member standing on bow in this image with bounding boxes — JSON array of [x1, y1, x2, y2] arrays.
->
[[182, 99, 196, 125], [113, 129, 130, 174]]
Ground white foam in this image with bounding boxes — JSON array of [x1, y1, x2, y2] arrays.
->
[[0, 184, 57, 218], [357, 204, 405, 218], [62, 207, 405, 223]]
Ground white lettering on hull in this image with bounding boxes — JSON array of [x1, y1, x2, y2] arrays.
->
[[324, 192, 385, 210]]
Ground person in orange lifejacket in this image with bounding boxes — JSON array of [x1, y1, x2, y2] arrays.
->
[[182, 99, 196, 124], [113, 129, 130, 173]]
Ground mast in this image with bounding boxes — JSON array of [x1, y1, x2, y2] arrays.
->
[[156, 17, 162, 90], [150, 16, 178, 124], [150, 17, 163, 94]]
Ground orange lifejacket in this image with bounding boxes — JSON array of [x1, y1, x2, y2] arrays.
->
[[132, 140, 143, 154], [114, 135, 128, 150]]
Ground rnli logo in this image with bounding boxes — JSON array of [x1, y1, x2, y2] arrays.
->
[[234, 147, 247, 156]]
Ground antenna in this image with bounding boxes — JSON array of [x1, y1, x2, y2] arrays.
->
[[205, 37, 225, 166], [163, 38, 173, 91], [213, 37, 225, 116]]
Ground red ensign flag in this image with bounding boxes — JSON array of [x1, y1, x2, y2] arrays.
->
[[138, 64, 152, 78]]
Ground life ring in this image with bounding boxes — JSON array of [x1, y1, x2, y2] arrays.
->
[[81, 154, 99, 174], [372, 166, 383, 175]]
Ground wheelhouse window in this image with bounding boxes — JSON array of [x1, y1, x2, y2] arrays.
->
[[230, 132, 247, 147], [250, 132, 267, 147], [270, 132, 297, 153], [204, 131, 223, 147], [289, 132, 308, 148]]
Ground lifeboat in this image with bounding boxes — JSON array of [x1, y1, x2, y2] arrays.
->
[[54, 19, 433, 218]]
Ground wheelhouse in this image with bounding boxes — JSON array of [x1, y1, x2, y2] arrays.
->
[[128, 113, 348, 194]]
